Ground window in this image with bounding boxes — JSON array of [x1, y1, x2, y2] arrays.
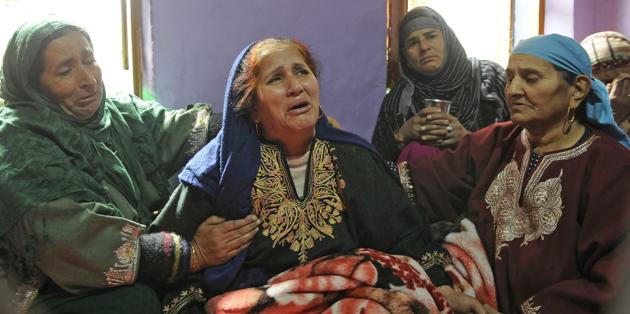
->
[[0, 0, 141, 99]]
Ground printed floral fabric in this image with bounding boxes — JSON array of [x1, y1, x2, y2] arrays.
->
[[206, 248, 451, 314], [205, 219, 497, 314]]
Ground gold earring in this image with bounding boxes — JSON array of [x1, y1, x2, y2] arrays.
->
[[255, 122, 261, 137], [567, 106, 576, 124], [563, 106, 576, 134]]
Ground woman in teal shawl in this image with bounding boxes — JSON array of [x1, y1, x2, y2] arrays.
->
[[0, 20, 251, 313]]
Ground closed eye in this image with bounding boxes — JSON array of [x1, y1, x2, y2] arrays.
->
[[525, 75, 540, 83], [266, 74, 281, 84], [57, 68, 72, 77]]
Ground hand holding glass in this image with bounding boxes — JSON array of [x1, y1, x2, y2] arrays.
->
[[425, 99, 452, 113]]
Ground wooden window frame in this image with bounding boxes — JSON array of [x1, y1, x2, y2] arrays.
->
[[122, 0, 143, 97]]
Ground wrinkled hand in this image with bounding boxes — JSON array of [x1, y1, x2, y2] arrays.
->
[[190, 215, 260, 272], [435, 114, 470, 148], [396, 107, 469, 147], [607, 74, 630, 123], [438, 285, 486, 314], [396, 107, 445, 144]]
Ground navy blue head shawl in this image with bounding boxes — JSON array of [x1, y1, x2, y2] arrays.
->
[[178, 40, 377, 292]]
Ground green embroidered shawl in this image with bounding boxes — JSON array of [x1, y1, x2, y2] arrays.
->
[[0, 20, 165, 237]]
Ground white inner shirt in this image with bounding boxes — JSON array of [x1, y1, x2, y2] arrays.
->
[[286, 150, 309, 198]]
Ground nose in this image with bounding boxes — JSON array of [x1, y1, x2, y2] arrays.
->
[[286, 74, 304, 96], [505, 77, 523, 99], [419, 39, 431, 52], [77, 65, 98, 90]]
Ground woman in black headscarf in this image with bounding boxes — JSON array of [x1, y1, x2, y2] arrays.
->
[[372, 6, 509, 162]]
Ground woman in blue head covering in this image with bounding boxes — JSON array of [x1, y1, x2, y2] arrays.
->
[[409, 33, 630, 313], [154, 37, 493, 313]]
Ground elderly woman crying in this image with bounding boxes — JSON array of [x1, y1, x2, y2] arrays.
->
[[154, 37, 495, 313], [0, 20, 261, 313]]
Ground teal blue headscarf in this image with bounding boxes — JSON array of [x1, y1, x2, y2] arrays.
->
[[512, 33, 630, 148]]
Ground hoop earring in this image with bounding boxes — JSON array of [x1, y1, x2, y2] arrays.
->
[[563, 106, 576, 134], [567, 107, 576, 124]]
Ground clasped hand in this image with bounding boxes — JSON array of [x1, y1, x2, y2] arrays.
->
[[396, 107, 470, 147]]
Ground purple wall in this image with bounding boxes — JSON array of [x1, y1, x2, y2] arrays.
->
[[545, 0, 630, 41], [145, 0, 386, 140], [574, 0, 630, 41]]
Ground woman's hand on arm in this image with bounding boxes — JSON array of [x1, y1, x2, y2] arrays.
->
[[190, 215, 260, 272]]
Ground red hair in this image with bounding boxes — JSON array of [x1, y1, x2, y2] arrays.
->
[[232, 37, 318, 115]]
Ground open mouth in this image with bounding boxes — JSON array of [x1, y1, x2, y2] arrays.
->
[[289, 101, 309, 112]]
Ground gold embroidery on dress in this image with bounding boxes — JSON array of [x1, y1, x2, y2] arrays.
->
[[104, 223, 143, 286], [397, 161, 417, 205], [163, 286, 205, 314], [521, 296, 541, 314], [419, 251, 450, 270], [485, 130, 597, 259], [252, 139, 344, 264]]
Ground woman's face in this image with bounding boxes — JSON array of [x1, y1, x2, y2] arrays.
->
[[252, 44, 320, 145], [39, 31, 102, 121], [505, 54, 575, 131], [403, 28, 445, 75]]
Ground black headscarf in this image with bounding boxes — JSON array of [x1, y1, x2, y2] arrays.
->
[[397, 6, 482, 130], [372, 6, 509, 161]]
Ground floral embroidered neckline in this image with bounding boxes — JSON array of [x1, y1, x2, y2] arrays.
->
[[484, 130, 597, 259], [251, 139, 344, 264]]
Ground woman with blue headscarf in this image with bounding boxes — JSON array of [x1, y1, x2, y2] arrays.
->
[[409, 33, 630, 313], [153, 37, 495, 313]]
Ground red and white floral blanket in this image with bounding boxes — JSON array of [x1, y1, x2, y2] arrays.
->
[[206, 219, 495, 314]]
